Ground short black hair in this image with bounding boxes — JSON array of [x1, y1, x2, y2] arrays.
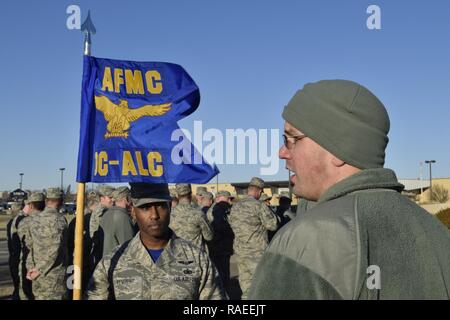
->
[[30, 201, 45, 211]]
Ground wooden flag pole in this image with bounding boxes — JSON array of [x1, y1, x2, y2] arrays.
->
[[73, 183, 85, 300], [73, 10, 96, 300]]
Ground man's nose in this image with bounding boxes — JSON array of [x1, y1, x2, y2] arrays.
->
[[148, 207, 159, 219], [279, 144, 290, 159]]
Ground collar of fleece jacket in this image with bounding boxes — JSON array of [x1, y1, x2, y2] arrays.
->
[[317, 168, 405, 204]]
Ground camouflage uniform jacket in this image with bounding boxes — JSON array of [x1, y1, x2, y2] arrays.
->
[[86, 231, 227, 300], [228, 195, 278, 255], [25, 208, 67, 292], [89, 204, 108, 238], [17, 214, 32, 245], [17, 213, 34, 266], [16, 213, 35, 300], [169, 200, 213, 249], [26, 207, 68, 278]]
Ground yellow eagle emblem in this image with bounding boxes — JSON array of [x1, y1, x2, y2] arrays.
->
[[95, 95, 171, 139]]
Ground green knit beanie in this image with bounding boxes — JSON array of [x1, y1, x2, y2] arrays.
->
[[282, 80, 390, 169]]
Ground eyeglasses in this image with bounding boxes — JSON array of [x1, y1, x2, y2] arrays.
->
[[282, 134, 307, 149]]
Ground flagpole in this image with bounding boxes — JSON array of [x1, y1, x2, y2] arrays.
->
[[73, 10, 96, 300], [73, 184, 85, 300]]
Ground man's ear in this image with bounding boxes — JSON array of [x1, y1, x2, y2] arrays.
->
[[131, 207, 136, 220], [331, 156, 346, 167]]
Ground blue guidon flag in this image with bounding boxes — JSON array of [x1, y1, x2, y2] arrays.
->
[[76, 56, 219, 183]]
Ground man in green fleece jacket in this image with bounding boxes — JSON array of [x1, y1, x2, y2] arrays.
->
[[248, 80, 450, 300]]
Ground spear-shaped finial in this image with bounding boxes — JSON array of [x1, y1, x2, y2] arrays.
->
[[81, 10, 96, 56]]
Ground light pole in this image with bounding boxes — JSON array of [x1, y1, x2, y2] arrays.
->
[[425, 160, 436, 201], [19, 173, 24, 189], [419, 161, 424, 194], [60, 168, 65, 192]]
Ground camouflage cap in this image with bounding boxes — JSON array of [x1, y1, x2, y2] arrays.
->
[[196, 186, 208, 196], [279, 191, 292, 200], [87, 190, 100, 199], [112, 186, 130, 201], [46, 187, 63, 200], [203, 192, 214, 201], [130, 183, 171, 207], [260, 193, 272, 202], [176, 183, 192, 196], [217, 190, 232, 198], [25, 192, 45, 204], [169, 189, 178, 200], [87, 191, 100, 206], [249, 177, 264, 189], [97, 185, 115, 197]]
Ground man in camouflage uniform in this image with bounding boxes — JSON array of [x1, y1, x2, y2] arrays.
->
[[259, 193, 272, 207], [200, 191, 214, 215], [16, 193, 46, 300], [228, 177, 278, 299], [89, 185, 115, 268], [26, 188, 68, 300], [169, 184, 213, 251], [194, 186, 207, 208], [206, 191, 233, 222], [86, 183, 226, 300], [89, 185, 115, 238], [100, 186, 136, 257]]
